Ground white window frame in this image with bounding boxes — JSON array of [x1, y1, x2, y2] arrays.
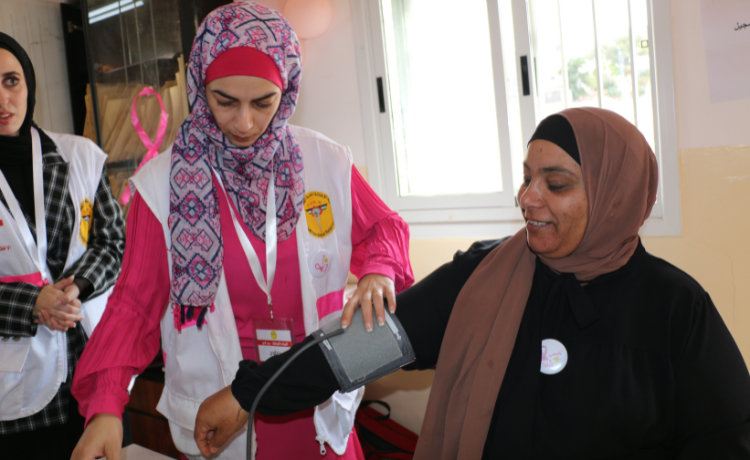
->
[[351, 0, 681, 239]]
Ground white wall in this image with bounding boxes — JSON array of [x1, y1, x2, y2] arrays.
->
[[248, 0, 368, 165], [671, 0, 750, 149], [288, 0, 368, 166], [0, 0, 75, 135]]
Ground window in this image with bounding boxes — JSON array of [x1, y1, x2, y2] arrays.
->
[[352, 0, 680, 238]]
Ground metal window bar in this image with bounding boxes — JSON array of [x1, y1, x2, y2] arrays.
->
[[133, 1, 145, 85], [591, 0, 602, 107], [81, 0, 104, 146], [556, 0, 568, 109], [118, 2, 129, 86], [627, 0, 638, 127], [149, 0, 160, 87], [647, 0, 660, 160]]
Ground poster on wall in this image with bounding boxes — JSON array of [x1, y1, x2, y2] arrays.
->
[[700, 0, 750, 103]]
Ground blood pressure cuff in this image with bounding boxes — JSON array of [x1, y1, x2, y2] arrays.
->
[[315, 309, 416, 393]]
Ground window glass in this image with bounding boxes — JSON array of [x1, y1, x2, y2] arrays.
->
[[529, 0, 654, 148], [382, 0, 504, 197]]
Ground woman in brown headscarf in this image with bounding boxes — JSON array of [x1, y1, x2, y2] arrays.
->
[[199, 107, 750, 459]]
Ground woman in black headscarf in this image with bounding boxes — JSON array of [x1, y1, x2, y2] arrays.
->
[[0, 32, 125, 459]]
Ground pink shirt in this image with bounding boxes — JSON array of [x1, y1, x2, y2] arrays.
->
[[72, 166, 413, 459], [216, 171, 306, 357]]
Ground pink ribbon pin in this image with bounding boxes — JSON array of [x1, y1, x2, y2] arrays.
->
[[119, 87, 169, 205]]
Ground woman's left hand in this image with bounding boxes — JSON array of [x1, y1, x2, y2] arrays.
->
[[342, 274, 396, 331], [34, 310, 69, 332]]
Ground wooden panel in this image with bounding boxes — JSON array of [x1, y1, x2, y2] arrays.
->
[[128, 378, 165, 419], [128, 378, 180, 459], [128, 410, 181, 460]]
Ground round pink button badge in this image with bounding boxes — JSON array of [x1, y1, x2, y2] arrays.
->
[[540, 338, 568, 375], [309, 250, 332, 278]]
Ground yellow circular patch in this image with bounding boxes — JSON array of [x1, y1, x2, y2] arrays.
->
[[553, 357, 560, 363], [304, 191, 335, 238], [271, 330, 277, 340], [79, 198, 93, 247]]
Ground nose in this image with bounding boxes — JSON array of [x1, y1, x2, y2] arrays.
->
[[234, 105, 253, 134], [518, 179, 543, 211], [0, 87, 9, 107]]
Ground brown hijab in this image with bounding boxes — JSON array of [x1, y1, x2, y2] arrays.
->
[[415, 107, 659, 459]]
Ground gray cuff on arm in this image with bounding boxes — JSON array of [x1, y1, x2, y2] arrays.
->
[[315, 309, 416, 393]]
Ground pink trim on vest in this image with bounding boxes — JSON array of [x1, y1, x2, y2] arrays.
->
[[316, 289, 345, 320], [0, 272, 48, 287]]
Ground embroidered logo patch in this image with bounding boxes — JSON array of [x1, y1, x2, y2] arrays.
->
[[304, 191, 334, 238], [79, 198, 93, 247]]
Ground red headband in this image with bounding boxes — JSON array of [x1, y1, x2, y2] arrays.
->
[[204, 47, 283, 89]]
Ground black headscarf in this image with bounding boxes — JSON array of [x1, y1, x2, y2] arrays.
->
[[0, 32, 61, 222], [0, 31, 57, 155], [528, 114, 581, 164]]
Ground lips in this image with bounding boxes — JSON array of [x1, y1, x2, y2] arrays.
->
[[524, 215, 553, 230], [0, 112, 14, 125], [233, 134, 253, 143]]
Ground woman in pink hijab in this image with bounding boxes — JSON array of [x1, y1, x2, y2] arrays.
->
[[205, 107, 750, 459], [71, 2, 413, 459]]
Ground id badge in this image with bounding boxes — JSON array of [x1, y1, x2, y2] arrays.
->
[[252, 317, 295, 363]]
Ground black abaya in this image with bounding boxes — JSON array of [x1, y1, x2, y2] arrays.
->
[[232, 240, 750, 458]]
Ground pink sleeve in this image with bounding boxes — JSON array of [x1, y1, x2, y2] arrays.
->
[[72, 192, 171, 424], [350, 166, 414, 293]]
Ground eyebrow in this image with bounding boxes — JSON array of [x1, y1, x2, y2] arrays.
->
[[2, 71, 21, 78], [212, 89, 278, 102], [522, 162, 577, 176]]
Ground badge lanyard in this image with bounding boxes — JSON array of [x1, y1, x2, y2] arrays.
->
[[212, 166, 296, 363], [0, 128, 49, 282], [212, 165, 277, 317]]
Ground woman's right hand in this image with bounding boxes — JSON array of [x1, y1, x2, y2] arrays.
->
[[70, 413, 123, 460], [33, 276, 83, 329], [341, 274, 396, 331]]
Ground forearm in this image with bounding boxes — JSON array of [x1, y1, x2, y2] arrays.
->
[[73, 278, 94, 302], [231, 335, 339, 416], [0, 283, 41, 337], [350, 166, 414, 293], [230, 288, 446, 416], [354, 218, 414, 294], [78, 367, 135, 424], [72, 192, 168, 421], [62, 170, 125, 299], [63, 247, 120, 300]]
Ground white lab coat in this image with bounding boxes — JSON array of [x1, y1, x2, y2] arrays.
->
[[0, 128, 112, 420]]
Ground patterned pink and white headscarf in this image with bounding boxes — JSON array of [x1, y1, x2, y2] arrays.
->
[[169, 1, 303, 311]]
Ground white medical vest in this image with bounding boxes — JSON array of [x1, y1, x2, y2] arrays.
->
[[0, 129, 112, 420], [132, 126, 364, 459]]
